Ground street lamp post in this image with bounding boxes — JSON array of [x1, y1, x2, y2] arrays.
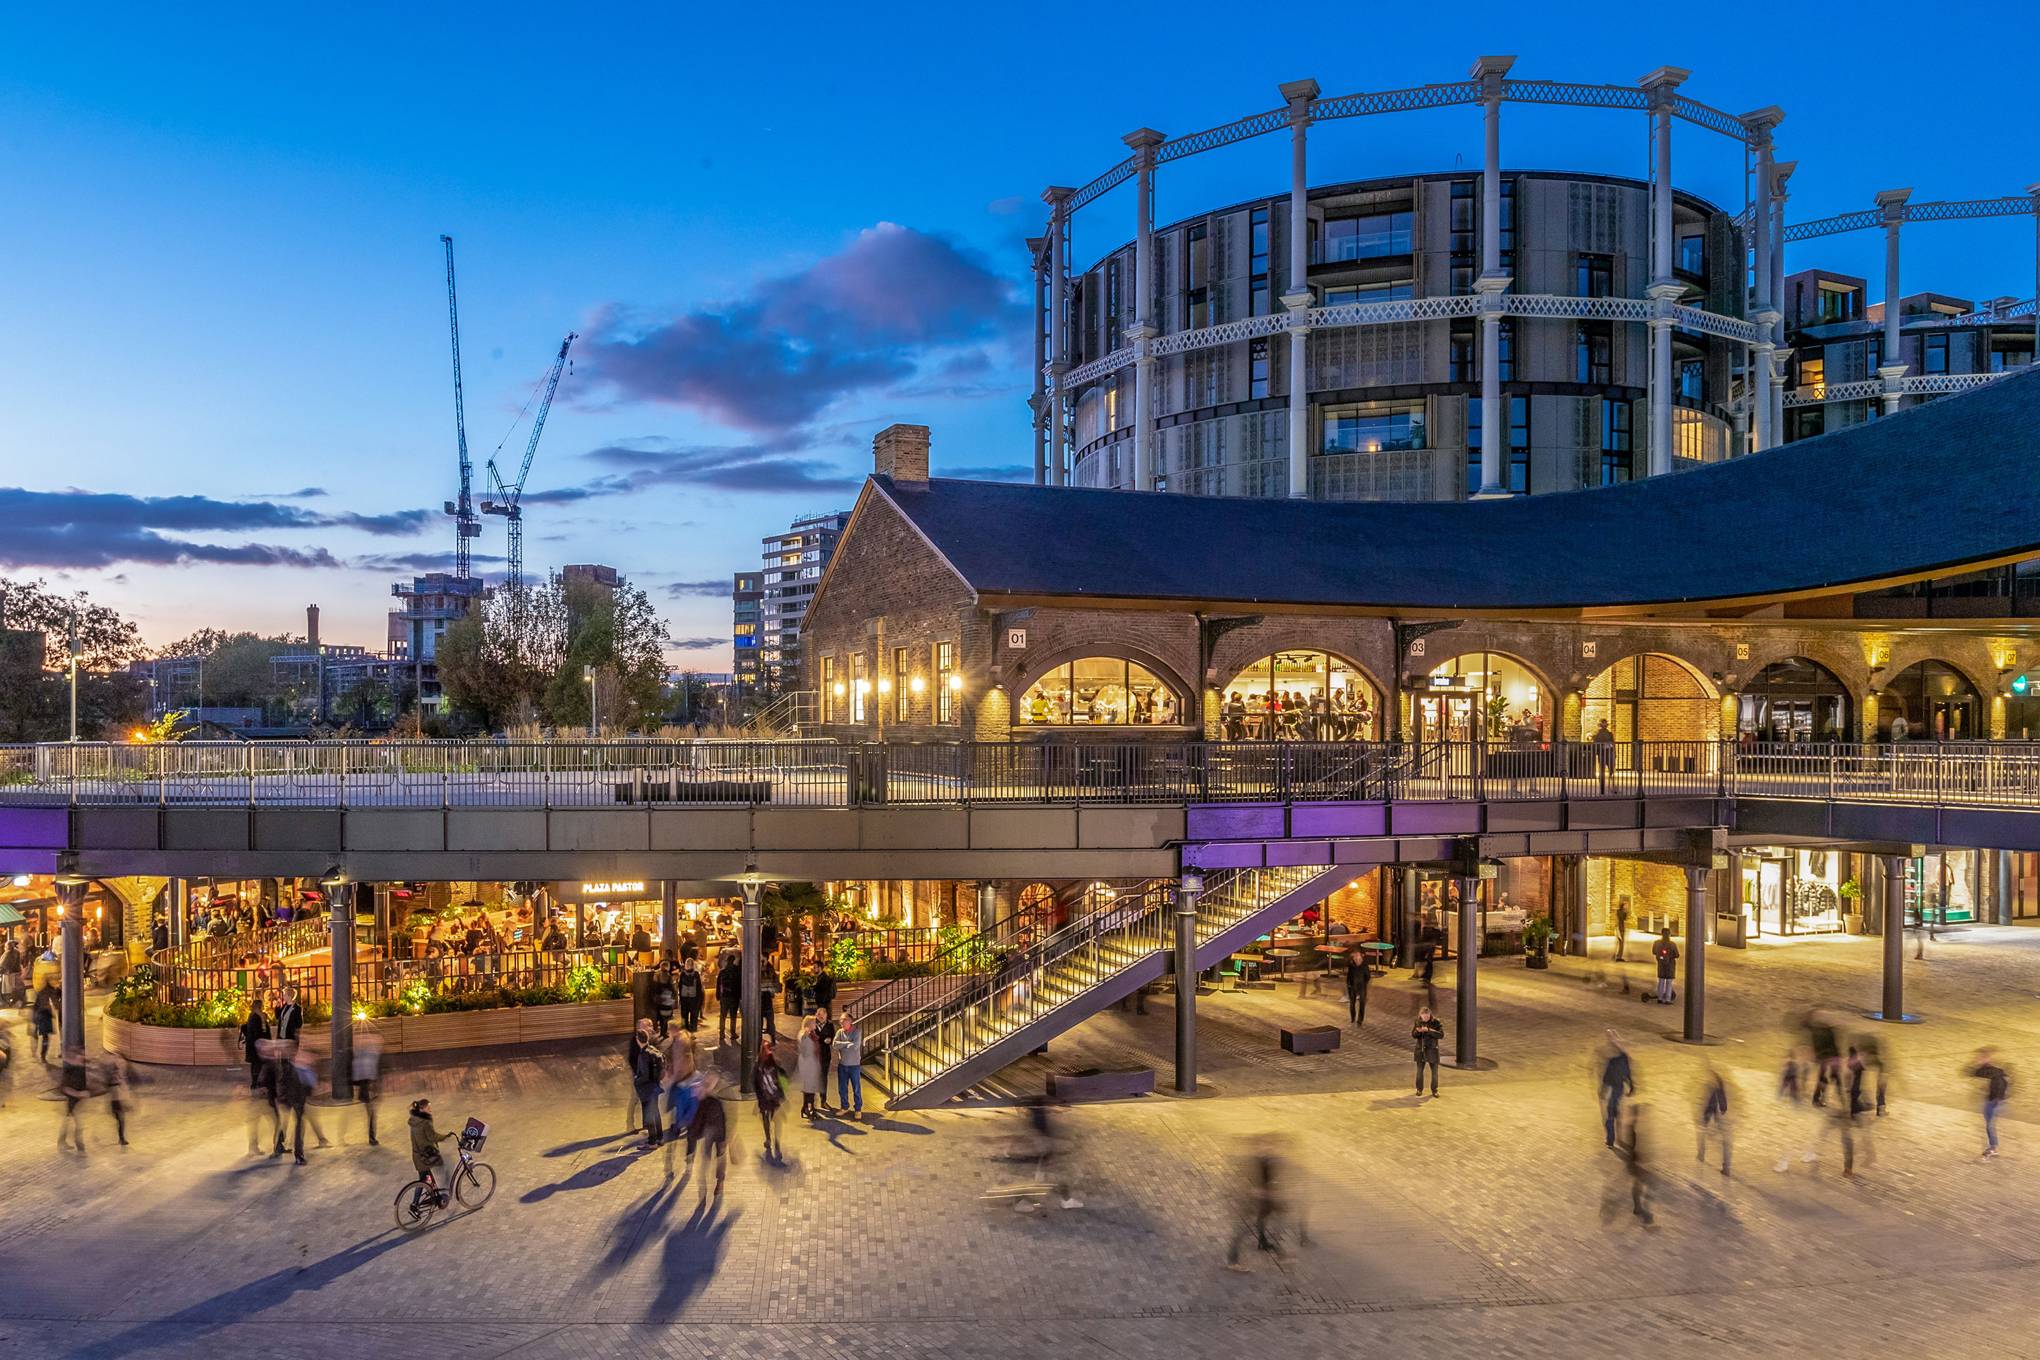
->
[[736, 865, 767, 1095], [584, 664, 598, 737], [53, 865, 88, 1069], [67, 637, 82, 743]]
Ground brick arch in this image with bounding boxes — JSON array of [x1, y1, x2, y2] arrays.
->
[[1582, 650, 1722, 744], [1879, 644, 1995, 703], [1215, 647, 1390, 708], [1010, 644, 1197, 728]]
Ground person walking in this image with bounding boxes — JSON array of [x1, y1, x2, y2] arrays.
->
[[1613, 895, 1631, 963], [1696, 1064, 1731, 1175], [1970, 1048, 2011, 1158], [1806, 1009, 1843, 1107], [239, 994, 270, 1091], [715, 950, 741, 1045], [1598, 1030, 1635, 1148], [276, 1051, 328, 1164], [832, 1011, 865, 1118], [1225, 1146, 1289, 1271], [352, 1022, 384, 1146], [755, 1034, 786, 1161], [1412, 1006, 1443, 1098], [630, 1019, 666, 1150], [1593, 718, 1617, 793], [0, 937, 21, 1010], [794, 1016, 824, 1119], [272, 986, 304, 1051], [684, 1070, 729, 1202], [675, 957, 705, 1035], [650, 960, 678, 1039], [1614, 1101, 1654, 1227], [1650, 925, 1679, 1005], [100, 1055, 133, 1148], [760, 964, 781, 1041], [1859, 1032, 1889, 1116], [30, 984, 56, 1065], [57, 1058, 89, 1153], [1344, 946, 1371, 1028]]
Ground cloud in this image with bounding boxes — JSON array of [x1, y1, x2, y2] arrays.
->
[[0, 488, 438, 571], [945, 464, 1033, 482], [0, 526, 339, 571], [668, 635, 723, 651], [664, 578, 732, 599], [352, 551, 506, 573], [525, 436, 861, 506], [329, 508, 437, 535], [577, 223, 1023, 434]]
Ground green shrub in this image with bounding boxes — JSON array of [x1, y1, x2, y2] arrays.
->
[[827, 935, 870, 979], [561, 962, 604, 1002], [865, 958, 931, 981], [113, 964, 160, 1006]]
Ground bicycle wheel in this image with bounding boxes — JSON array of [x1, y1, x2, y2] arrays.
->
[[395, 1179, 438, 1231], [455, 1160, 496, 1209]]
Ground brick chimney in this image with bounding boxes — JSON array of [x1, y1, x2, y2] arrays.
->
[[306, 604, 320, 651], [872, 423, 930, 483]]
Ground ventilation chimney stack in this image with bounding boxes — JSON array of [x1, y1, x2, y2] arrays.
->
[[872, 423, 931, 483], [306, 604, 320, 651]]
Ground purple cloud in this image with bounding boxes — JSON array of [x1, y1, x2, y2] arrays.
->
[[0, 488, 435, 571], [578, 223, 1023, 433]]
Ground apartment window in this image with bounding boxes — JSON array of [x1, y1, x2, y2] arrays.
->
[[1508, 395, 1531, 493], [1105, 375, 1120, 430], [1323, 280, 1413, 306], [1187, 287, 1210, 329], [1797, 356, 1824, 394], [1575, 324, 1612, 384], [1497, 320, 1516, 382], [934, 642, 957, 724], [1185, 222, 1209, 288], [1251, 279, 1271, 317], [1450, 261, 1477, 294], [1449, 181, 1476, 253], [1992, 346, 2035, 371], [893, 646, 910, 722], [1924, 332, 1950, 375], [1249, 339, 1271, 399], [1817, 283, 1860, 324], [1466, 398, 1484, 495], [1676, 232, 1706, 276], [1678, 358, 1706, 401], [1320, 211, 1412, 262], [1498, 179, 1515, 260], [1575, 253, 1614, 299], [1449, 323, 1476, 382], [1864, 336, 1881, 374], [1106, 260, 1122, 350], [1321, 401, 1426, 454], [1600, 399, 1633, 485], [1249, 207, 1269, 276]]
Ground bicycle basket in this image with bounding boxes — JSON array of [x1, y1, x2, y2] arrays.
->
[[459, 1116, 489, 1151]]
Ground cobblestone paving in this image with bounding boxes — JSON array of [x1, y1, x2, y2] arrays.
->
[[6, 928, 2040, 1358]]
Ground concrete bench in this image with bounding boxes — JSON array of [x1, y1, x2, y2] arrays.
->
[[1048, 1068, 1155, 1102], [1281, 1025, 1340, 1055]]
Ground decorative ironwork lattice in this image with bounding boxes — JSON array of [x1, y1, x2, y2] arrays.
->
[[1058, 349, 1137, 390], [1501, 294, 1652, 322], [1782, 379, 1883, 407], [1903, 371, 2007, 395], [1149, 313, 1289, 357], [1307, 295, 1480, 329], [1785, 209, 1891, 242], [1316, 80, 1481, 119], [1501, 79, 1647, 112], [1904, 197, 2035, 224], [1156, 108, 1288, 164], [1671, 306, 1759, 344], [1670, 95, 1753, 142], [1067, 158, 1136, 214]]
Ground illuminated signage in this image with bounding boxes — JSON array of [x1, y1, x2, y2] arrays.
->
[[2014, 674, 2030, 696], [579, 881, 647, 897]]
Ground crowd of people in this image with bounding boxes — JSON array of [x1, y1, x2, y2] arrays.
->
[[1218, 687, 1375, 742]]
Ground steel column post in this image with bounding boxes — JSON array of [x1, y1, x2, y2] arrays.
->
[[1642, 68, 1687, 478], [329, 881, 354, 1100], [1455, 875, 1479, 1065], [1682, 866, 1707, 1041], [1029, 236, 1048, 485], [1400, 866, 1420, 968], [1473, 55, 1514, 496], [740, 876, 764, 1095], [1996, 849, 2014, 926], [1043, 187, 1074, 486], [58, 876, 85, 1068], [1175, 871, 1202, 1094], [170, 877, 188, 949], [1126, 128, 1163, 491], [1769, 163, 1793, 440], [660, 880, 678, 959], [2029, 184, 2040, 362], [976, 881, 997, 935], [1879, 854, 1908, 1021], [1280, 79, 1317, 499], [1877, 188, 1913, 415]]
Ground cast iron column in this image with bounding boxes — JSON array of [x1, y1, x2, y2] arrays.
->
[[1682, 866, 1707, 1041], [976, 881, 997, 935], [170, 877, 188, 948], [740, 876, 763, 1095], [1456, 874, 1479, 1065], [1877, 188, 1912, 415], [660, 880, 678, 958], [1281, 78, 1317, 499], [1125, 127, 1163, 490], [1744, 108, 1781, 449], [1880, 854, 1907, 1020], [58, 877, 85, 1067], [1029, 235, 1048, 484], [1399, 866, 1419, 968], [1174, 871, 1202, 1093], [1641, 67, 1687, 477], [1472, 54, 1515, 496], [329, 881, 354, 1100]]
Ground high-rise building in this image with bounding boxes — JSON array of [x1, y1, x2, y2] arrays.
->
[[389, 572, 485, 714], [758, 511, 849, 688], [731, 571, 764, 690]]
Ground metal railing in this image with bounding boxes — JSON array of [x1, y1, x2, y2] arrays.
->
[[15, 736, 2040, 812], [150, 944, 629, 1009], [160, 917, 330, 971]]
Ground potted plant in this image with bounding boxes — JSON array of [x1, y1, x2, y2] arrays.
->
[[1522, 914, 1555, 969], [1839, 878, 1864, 934]]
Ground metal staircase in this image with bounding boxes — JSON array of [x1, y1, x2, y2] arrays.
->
[[867, 864, 1351, 1109]]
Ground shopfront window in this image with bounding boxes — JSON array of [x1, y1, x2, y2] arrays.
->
[[1322, 401, 1425, 454], [1581, 653, 1720, 750], [1738, 657, 1853, 743], [1881, 659, 1979, 740], [1739, 847, 1849, 937], [1019, 658, 1178, 726], [1219, 651, 1379, 740], [1414, 652, 1548, 745]]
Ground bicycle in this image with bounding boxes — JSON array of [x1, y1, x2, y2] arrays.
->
[[395, 1116, 496, 1231]]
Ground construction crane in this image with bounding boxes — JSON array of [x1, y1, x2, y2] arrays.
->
[[438, 234, 482, 580], [481, 332, 576, 596]]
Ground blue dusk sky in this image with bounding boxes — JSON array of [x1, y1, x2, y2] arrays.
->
[[1, 2, 2032, 668]]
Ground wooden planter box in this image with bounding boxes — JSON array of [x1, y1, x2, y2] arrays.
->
[[103, 997, 635, 1066]]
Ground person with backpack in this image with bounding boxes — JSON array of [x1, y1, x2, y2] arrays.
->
[[650, 960, 678, 1039], [715, 950, 742, 1045], [674, 957, 705, 1034], [1650, 925, 1679, 1005], [630, 1019, 666, 1150]]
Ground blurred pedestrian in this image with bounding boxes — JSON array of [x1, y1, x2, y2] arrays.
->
[[1650, 925, 1678, 1005], [683, 1069, 728, 1201], [1614, 1102, 1654, 1227], [100, 1055, 133, 1147], [651, 960, 678, 1039], [675, 956, 704, 1034], [1597, 1030, 1634, 1148], [1344, 946, 1371, 1028], [1806, 1009, 1843, 1106], [630, 1019, 666, 1150], [832, 1011, 864, 1117], [277, 1051, 328, 1164], [352, 1022, 384, 1145], [1970, 1048, 2011, 1159], [1226, 1142, 1290, 1270], [239, 994, 270, 1090], [755, 1034, 785, 1161], [795, 1016, 823, 1119], [57, 1059, 89, 1153], [30, 984, 56, 1065], [1696, 1064, 1731, 1175], [1613, 894, 1631, 962], [1412, 1006, 1443, 1098], [1014, 1100, 1080, 1212], [1859, 1032, 1889, 1116], [715, 950, 741, 1045]]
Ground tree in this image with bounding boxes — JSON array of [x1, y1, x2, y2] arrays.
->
[[440, 573, 670, 734], [0, 578, 143, 669]]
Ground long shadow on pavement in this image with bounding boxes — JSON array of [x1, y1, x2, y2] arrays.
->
[[520, 1152, 638, 1202], [647, 1199, 740, 1323]]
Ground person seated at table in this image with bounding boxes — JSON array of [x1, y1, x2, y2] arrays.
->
[[1223, 693, 1248, 741], [1132, 691, 1153, 725]]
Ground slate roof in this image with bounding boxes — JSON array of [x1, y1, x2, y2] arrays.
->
[[873, 365, 2040, 614]]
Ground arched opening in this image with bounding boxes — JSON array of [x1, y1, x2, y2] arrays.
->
[[1882, 660, 1981, 740], [1414, 651, 1552, 745], [1017, 657, 1182, 727], [1582, 653, 1720, 750], [1738, 657, 1854, 743], [1218, 650, 1381, 740]]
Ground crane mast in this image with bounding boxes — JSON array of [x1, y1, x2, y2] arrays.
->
[[439, 234, 481, 579], [482, 332, 576, 597]]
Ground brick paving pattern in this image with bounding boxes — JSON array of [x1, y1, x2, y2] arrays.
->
[[5, 927, 2040, 1357]]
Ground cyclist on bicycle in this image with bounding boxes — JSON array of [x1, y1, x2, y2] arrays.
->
[[409, 1097, 454, 1204]]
